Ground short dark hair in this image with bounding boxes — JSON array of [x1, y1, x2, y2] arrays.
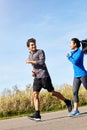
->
[[71, 38, 81, 48], [26, 38, 36, 47]]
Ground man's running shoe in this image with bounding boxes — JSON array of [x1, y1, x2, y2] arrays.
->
[[68, 110, 80, 117], [28, 113, 41, 121], [65, 99, 72, 112]]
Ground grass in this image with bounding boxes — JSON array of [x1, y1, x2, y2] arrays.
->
[[0, 84, 87, 119]]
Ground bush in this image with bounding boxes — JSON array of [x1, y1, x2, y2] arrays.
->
[[0, 84, 87, 119]]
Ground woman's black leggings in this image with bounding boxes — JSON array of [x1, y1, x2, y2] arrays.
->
[[73, 76, 87, 102]]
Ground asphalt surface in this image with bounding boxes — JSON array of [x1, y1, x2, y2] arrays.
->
[[0, 106, 87, 130]]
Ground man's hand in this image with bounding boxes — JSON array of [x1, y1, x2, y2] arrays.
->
[[32, 71, 36, 77], [26, 59, 30, 64], [26, 59, 37, 64], [26, 59, 31, 64]]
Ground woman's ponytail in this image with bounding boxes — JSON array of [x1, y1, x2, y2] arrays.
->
[[81, 39, 87, 54]]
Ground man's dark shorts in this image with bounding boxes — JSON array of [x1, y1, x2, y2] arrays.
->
[[33, 77, 54, 92]]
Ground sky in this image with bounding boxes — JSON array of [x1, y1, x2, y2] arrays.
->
[[0, 0, 87, 94]]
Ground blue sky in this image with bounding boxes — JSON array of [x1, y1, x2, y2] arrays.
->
[[0, 0, 87, 94]]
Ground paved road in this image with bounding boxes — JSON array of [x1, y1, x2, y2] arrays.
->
[[0, 106, 87, 130]]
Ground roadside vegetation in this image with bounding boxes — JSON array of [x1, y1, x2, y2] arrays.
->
[[0, 84, 87, 119]]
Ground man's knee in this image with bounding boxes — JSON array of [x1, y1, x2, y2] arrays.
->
[[50, 91, 55, 96], [33, 92, 39, 99]]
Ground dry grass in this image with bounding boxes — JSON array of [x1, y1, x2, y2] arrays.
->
[[0, 84, 87, 119]]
